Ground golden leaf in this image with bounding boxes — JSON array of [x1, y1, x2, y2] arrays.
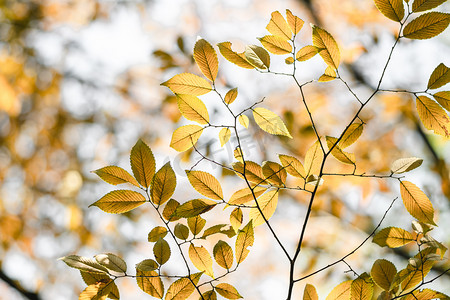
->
[[187, 215, 206, 235], [151, 162, 176, 205], [339, 123, 364, 148], [252, 107, 292, 138], [230, 207, 243, 231], [93, 166, 140, 187], [373, 226, 415, 248], [262, 161, 287, 186], [162, 199, 181, 222], [285, 57, 294, 64], [232, 161, 267, 184], [79, 282, 111, 300], [278, 154, 305, 178], [94, 253, 127, 274], [416, 95, 450, 137], [434, 91, 450, 111], [318, 66, 337, 82], [296, 45, 319, 61], [193, 38, 218, 82], [219, 128, 231, 147], [165, 273, 202, 300], [176, 94, 209, 124], [174, 199, 216, 218], [148, 226, 168, 242], [412, 0, 448, 13], [153, 238, 170, 265], [217, 42, 254, 69], [161, 73, 212, 95], [215, 283, 243, 299], [170, 125, 204, 152], [391, 157, 423, 174], [189, 244, 214, 277], [186, 170, 223, 200], [249, 190, 279, 226], [286, 9, 304, 35], [136, 269, 164, 298], [130, 139, 155, 188], [403, 289, 449, 300], [80, 272, 120, 300], [135, 259, 158, 272], [259, 35, 292, 55], [89, 190, 146, 214], [244, 45, 270, 69], [312, 25, 340, 69], [228, 186, 267, 205], [370, 259, 397, 291], [201, 290, 218, 300], [238, 115, 249, 128], [235, 221, 254, 264], [213, 240, 234, 269], [350, 275, 373, 300], [266, 11, 292, 40], [325, 280, 352, 300], [374, 0, 405, 22], [326, 136, 356, 165], [403, 12, 450, 40], [427, 63, 450, 90], [400, 181, 436, 225], [303, 284, 318, 300], [225, 88, 238, 105], [304, 140, 324, 177]]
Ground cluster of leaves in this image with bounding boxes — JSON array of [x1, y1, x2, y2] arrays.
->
[[61, 1, 450, 299]]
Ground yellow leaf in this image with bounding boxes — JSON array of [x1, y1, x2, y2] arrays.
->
[[186, 170, 223, 200], [304, 140, 324, 177], [151, 162, 176, 205], [390, 157, 423, 174], [136, 269, 164, 299], [427, 63, 450, 90], [89, 190, 146, 214], [244, 45, 270, 69], [80, 272, 120, 300], [165, 273, 202, 300], [59, 255, 109, 274], [201, 224, 235, 239], [278, 154, 305, 178], [286, 9, 304, 35], [285, 57, 294, 64], [350, 275, 373, 300], [238, 115, 249, 128], [153, 238, 171, 265], [189, 244, 214, 277], [215, 283, 243, 299], [403, 12, 450, 40], [176, 94, 209, 124], [326, 136, 355, 165], [217, 42, 254, 69], [400, 181, 436, 225], [162, 199, 181, 222], [174, 199, 216, 218], [148, 226, 168, 242], [170, 125, 204, 152], [79, 282, 110, 300], [228, 186, 267, 205], [235, 221, 254, 264], [234, 147, 244, 163], [161, 73, 212, 95], [174, 223, 189, 240], [401, 248, 437, 290], [325, 280, 352, 300], [230, 207, 243, 231], [372, 226, 415, 248], [193, 38, 218, 82], [296, 45, 318, 61], [187, 215, 206, 235], [259, 35, 292, 55], [252, 107, 292, 138], [412, 0, 448, 13], [416, 95, 450, 137], [201, 290, 218, 300], [403, 288, 449, 300], [262, 161, 287, 186], [318, 66, 337, 82], [213, 240, 234, 270], [370, 259, 397, 291], [93, 166, 140, 187], [303, 284, 318, 300], [434, 91, 450, 111], [339, 123, 363, 148], [225, 88, 238, 105], [219, 128, 231, 147], [266, 11, 292, 40], [136, 259, 158, 272], [249, 190, 279, 226], [232, 161, 267, 184], [94, 253, 127, 274], [130, 139, 156, 188], [374, 0, 405, 22], [312, 25, 340, 69]]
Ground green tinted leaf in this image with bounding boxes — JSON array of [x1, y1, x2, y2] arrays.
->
[[154, 238, 171, 265], [130, 139, 155, 188]]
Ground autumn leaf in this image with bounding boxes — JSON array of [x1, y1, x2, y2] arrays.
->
[[403, 12, 450, 40], [165, 273, 202, 300], [217, 42, 254, 69], [416, 95, 450, 137], [59, 255, 109, 274], [312, 25, 340, 69], [412, 0, 448, 13], [325, 280, 352, 300], [339, 123, 363, 148], [318, 66, 337, 82], [351, 275, 373, 300], [326, 136, 355, 165], [373, 226, 415, 248], [238, 115, 249, 128], [176, 94, 210, 124], [130, 139, 156, 188], [434, 91, 450, 111], [219, 128, 231, 147], [259, 35, 292, 55], [161, 73, 212, 95], [286, 9, 304, 35], [303, 284, 318, 300], [189, 244, 214, 277], [186, 170, 223, 200], [89, 190, 146, 214], [148, 226, 168, 242], [371, 259, 397, 291], [391, 157, 423, 174], [193, 38, 218, 82], [427, 63, 450, 90], [94, 253, 127, 274], [400, 181, 436, 225], [151, 162, 176, 205], [213, 240, 234, 269], [374, 0, 405, 22], [232, 161, 267, 184], [136, 269, 164, 299], [187, 215, 206, 236], [278, 154, 305, 178], [215, 283, 243, 299], [93, 166, 140, 187], [153, 238, 170, 265], [262, 161, 287, 186], [228, 186, 267, 205], [230, 207, 243, 231], [252, 107, 292, 138], [174, 223, 189, 240], [244, 45, 270, 69], [174, 199, 216, 218], [224, 88, 238, 105], [235, 221, 254, 264], [304, 140, 324, 177], [296, 45, 319, 61], [170, 125, 204, 152], [249, 190, 279, 226], [266, 11, 291, 40]]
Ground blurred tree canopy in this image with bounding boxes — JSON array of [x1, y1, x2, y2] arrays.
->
[[0, 0, 449, 299]]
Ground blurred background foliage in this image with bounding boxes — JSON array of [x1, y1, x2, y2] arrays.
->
[[0, 0, 449, 299]]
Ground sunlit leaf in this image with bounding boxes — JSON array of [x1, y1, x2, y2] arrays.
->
[[412, 0, 448, 13], [427, 63, 450, 90], [80, 272, 119, 300], [228, 186, 267, 205], [403, 288, 449, 300], [403, 12, 450, 39], [217, 42, 254, 69], [286, 9, 304, 35], [59, 255, 109, 274], [434, 91, 450, 111], [373, 226, 414, 248], [219, 128, 231, 147], [89, 190, 146, 214], [130, 139, 155, 188], [187, 215, 206, 236], [244, 45, 270, 69], [278, 154, 305, 178], [262, 161, 287, 186], [153, 238, 170, 265], [416, 95, 450, 137], [136, 269, 164, 299], [296, 45, 319, 61], [266, 11, 291, 40], [79, 281, 111, 300], [252, 107, 292, 138], [326, 136, 356, 165], [232, 161, 268, 184], [303, 284, 318, 300], [162, 199, 181, 222], [189, 244, 214, 278], [201, 224, 236, 239], [186, 170, 223, 200], [201, 290, 218, 300], [304, 140, 324, 177], [400, 181, 436, 225], [259, 35, 292, 55], [230, 207, 243, 231], [238, 115, 249, 128], [249, 190, 279, 227], [285, 57, 294, 64], [339, 123, 364, 148], [175, 199, 216, 218], [170, 125, 204, 152], [215, 283, 243, 299], [95, 253, 127, 274], [93, 166, 139, 187], [176, 94, 210, 125], [151, 162, 176, 205], [225, 88, 238, 105], [193, 38, 218, 82], [391, 157, 423, 174], [312, 25, 340, 69], [235, 220, 254, 264], [318, 66, 337, 82], [374, 0, 405, 22], [401, 248, 437, 290], [165, 273, 202, 300], [136, 259, 159, 272], [161, 73, 212, 95], [325, 280, 352, 300], [174, 223, 189, 240], [234, 147, 244, 163], [370, 259, 397, 291], [351, 275, 373, 300], [213, 240, 234, 270]]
